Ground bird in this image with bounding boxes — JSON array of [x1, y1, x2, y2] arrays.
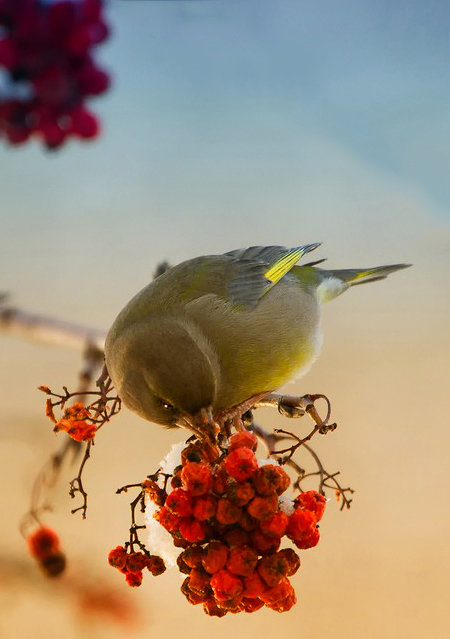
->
[[104, 244, 410, 434]]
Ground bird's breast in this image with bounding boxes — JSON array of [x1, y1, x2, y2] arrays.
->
[[183, 281, 322, 411]]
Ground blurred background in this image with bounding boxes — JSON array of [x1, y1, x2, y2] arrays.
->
[[1, 1, 449, 637]]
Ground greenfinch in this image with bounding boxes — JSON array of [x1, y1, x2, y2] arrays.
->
[[104, 244, 409, 432]]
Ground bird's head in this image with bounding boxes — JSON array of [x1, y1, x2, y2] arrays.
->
[[105, 316, 220, 433]]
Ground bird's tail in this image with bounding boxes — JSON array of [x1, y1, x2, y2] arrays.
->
[[315, 263, 411, 303]]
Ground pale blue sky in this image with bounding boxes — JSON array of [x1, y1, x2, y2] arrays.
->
[[1, 0, 449, 322]]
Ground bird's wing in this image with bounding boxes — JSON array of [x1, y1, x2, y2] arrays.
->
[[225, 243, 321, 309]]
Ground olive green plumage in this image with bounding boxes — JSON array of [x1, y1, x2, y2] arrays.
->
[[104, 244, 409, 429]]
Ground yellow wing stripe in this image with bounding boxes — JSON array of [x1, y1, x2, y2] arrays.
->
[[264, 248, 304, 284]]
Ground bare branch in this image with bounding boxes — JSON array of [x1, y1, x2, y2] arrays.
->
[[0, 297, 106, 352]]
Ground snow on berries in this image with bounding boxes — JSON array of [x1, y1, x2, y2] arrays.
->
[[112, 431, 327, 617]]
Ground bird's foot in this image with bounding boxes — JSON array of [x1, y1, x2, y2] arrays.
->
[[254, 392, 337, 433], [215, 391, 271, 436]]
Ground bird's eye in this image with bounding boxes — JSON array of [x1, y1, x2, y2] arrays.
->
[[160, 400, 174, 411]]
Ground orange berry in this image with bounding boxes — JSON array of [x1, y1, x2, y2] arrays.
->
[[259, 576, 292, 604], [243, 570, 267, 598], [227, 480, 255, 507], [246, 493, 278, 521], [257, 552, 289, 587], [126, 551, 149, 573], [250, 529, 281, 555], [223, 525, 250, 548], [27, 527, 60, 560], [202, 541, 229, 574], [239, 597, 264, 613], [179, 517, 207, 543], [286, 508, 317, 545], [277, 548, 301, 576], [125, 571, 143, 587], [252, 465, 290, 496], [180, 544, 204, 569], [260, 511, 289, 536], [226, 545, 259, 577], [203, 597, 228, 617], [215, 498, 242, 525], [189, 567, 211, 594], [166, 488, 194, 517], [210, 569, 244, 603], [294, 490, 326, 521], [224, 448, 258, 481], [181, 462, 213, 496], [228, 431, 258, 452], [193, 494, 217, 521]]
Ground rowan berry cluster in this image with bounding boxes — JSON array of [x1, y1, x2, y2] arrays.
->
[[0, 0, 110, 149], [146, 431, 326, 616], [108, 546, 166, 588], [27, 526, 66, 577], [51, 401, 97, 442]]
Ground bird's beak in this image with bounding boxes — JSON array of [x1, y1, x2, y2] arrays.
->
[[178, 406, 219, 439]]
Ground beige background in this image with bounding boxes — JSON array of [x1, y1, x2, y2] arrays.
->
[[1, 2, 450, 638]]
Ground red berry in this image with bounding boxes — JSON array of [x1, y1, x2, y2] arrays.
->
[[215, 498, 242, 525], [294, 490, 326, 521], [260, 511, 289, 536], [227, 480, 255, 507], [108, 545, 127, 571], [69, 107, 100, 140], [48, 1, 76, 35], [212, 463, 229, 494], [39, 551, 66, 578], [246, 493, 278, 521], [277, 548, 301, 576], [223, 525, 250, 548], [228, 431, 258, 452], [292, 526, 320, 550], [125, 571, 143, 587], [180, 544, 203, 569], [259, 576, 292, 604], [77, 65, 110, 96], [189, 567, 211, 594], [0, 37, 16, 68], [210, 569, 244, 603], [179, 518, 207, 543], [265, 591, 297, 612], [252, 464, 290, 496], [224, 447, 258, 481], [165, 488, 194, 517], [238, 510, 259, 531], [239, 597, 264, 613], [181, 577, 209, 605], [27, 527, 60, 560], [226, 545, 259, 577], [155, 506, 180, 534], [193, 494, 217, 521], [286, 508, 317, 545], [126, 551, 149, 573], [181, 462, 213, 496], [80, 0, 102, 22], [243, 570, 267, 598], [250, 529, 281, 555], [202, 597, 228, 617], [202, 541, 229, 574], [147, 555, 166, 576], [257, 552, 289, 587]]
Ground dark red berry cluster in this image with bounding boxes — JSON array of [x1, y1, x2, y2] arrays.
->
[[27, 526, 66, 577], [0, 0, 110, 149], [108, 546, 166, 588], [149, 432, 326, 616]]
